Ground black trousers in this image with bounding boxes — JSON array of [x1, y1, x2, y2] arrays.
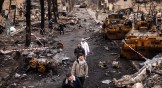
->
[[59, 30, 64, 35], [78, 76, 85, 86]]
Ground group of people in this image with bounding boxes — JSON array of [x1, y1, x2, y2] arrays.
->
[[62, 38, 90, 88], [48, 19, 65, 35]]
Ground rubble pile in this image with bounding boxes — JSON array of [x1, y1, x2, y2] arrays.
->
[[98, 61, 108, 69], [113, 53, 162, 88]]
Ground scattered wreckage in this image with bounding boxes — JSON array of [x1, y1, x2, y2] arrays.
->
[[113, 53, 162, 88], [79, 3, 87, 8], [0, 40, 69, 74]]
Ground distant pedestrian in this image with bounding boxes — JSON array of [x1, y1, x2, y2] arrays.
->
[[48, 19, 53, 29], [156, 11, 162, 25], [71, 54, 88, 86], [62, 73, 82, 88], [141, 13, 145, 21], [74, 44, 85, 59], [95, 10, 99, 20], [81, 38, 90, 57], [153, 14, 156, 25], [58, 22, 65, 35]]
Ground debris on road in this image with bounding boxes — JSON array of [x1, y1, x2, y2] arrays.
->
[[101, 80, 111, 85], [15, 73, 21, 78], [112, 61, 120, 68], [104, 46, 109, 51], [110, 53, 118, 55], [98, 61, 108, 69], [113, 53, 162, 87]]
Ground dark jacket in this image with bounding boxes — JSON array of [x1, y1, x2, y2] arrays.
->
[[74, 47, 85, 59], [59, 24, 65, 31], [62, 77, 82, 88]]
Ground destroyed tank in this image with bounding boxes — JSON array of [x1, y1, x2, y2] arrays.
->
[[101, 13, 132, 40], [120, 20, 162, 59]]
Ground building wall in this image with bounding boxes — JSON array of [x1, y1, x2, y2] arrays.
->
[[58, 0, 74, 12], [115, 0, 133, 9], [105, 0, 133, 11], [3, 0, 24, 10]]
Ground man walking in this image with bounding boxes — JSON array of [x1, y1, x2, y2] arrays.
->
[[48, 19, 53, 29], [62, 73, 82, 88], [58, 22, 65, 35], [71, 54, 88, 86], [74, 44, 85, 59]]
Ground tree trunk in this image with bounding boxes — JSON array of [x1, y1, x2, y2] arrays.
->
[[52, 0, 58, 23], [25, 0, 31, 47], [55, 0, 59, 19], [48, 0, 52, 21], [40, 0, 45, 35], [0, 0, 4, 13], [9, 0, 11, 13], [13, 8, 16, 25], [48, 0, 52, 28]]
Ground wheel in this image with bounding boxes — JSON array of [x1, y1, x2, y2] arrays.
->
[[38, 65, 46, 73]]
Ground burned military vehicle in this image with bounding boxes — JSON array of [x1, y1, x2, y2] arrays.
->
[[20, 41, 69, 74], [101, 13, 132, 40], [120, 20, 162, 59]]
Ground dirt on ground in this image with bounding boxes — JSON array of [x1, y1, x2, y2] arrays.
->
[[0, 7, 137, 88]]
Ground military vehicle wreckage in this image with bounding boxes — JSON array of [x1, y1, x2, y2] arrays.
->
[[101, 13, 132, 40], [120, 20, 162, 59], [101, 9, 162, 59], [24, 42, 68, 73]]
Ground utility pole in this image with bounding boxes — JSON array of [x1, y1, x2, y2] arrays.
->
[[25, 0, 31, 47]]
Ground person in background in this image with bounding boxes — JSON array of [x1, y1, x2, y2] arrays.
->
[[58, 22, 65, 35], [81, 38, 90, 57], [48, 19, 53, 29], [141, 13, 145, 21], [62, 73, 82, 88], [95, 10, 99, 20], [71, 54, 88, 86], [74, 44, 85, 59]]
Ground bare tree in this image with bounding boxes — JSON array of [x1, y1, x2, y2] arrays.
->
[[40, 0, 45, 35], [25, 0, 31, 47], [0, 0, 4, 13], [52, 0, 58, 23], [48, 0, 52, 28], [9, 0, 11, 13], [48, 0, 52, 21]]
